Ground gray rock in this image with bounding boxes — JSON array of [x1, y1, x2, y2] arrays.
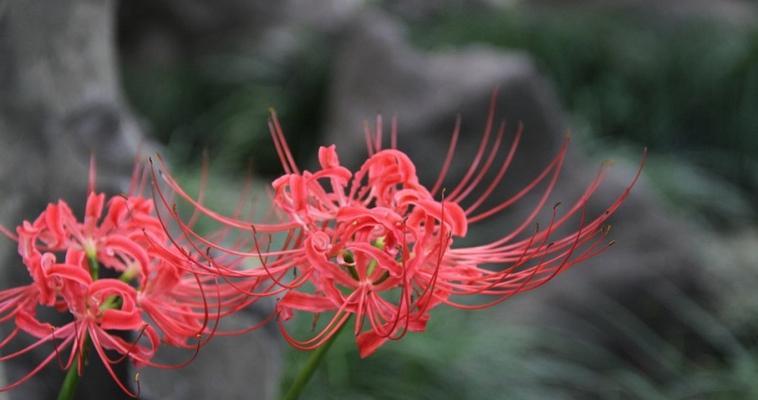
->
[[325, 10, 565, 174], [380, 0, 498, 20], [0, 1, 140, 398], [0, 1, 281, 399], [138, 306, 281, 400]]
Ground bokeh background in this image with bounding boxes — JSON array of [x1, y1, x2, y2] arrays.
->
[[1, 0, 758, 399]]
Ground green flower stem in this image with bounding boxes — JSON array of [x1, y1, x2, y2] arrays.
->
[[57, 339, 89, 400], [56, 253, 100, 400], [85, 244, 98, 280], [57, 362, 81, 400], [281, 321, 348, 400]]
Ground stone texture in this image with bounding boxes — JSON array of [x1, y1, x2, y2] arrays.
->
[[138, 305, 281, 400], [0, 2, 141, 398], [0, 1, 281, 399], [325, 10, 565, 176]]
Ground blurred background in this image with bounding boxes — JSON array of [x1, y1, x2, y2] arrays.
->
[[2, 0, 758, 399]]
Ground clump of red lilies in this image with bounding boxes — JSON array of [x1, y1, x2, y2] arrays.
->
[[0, 96, 644, 398], [0, 160, 255, 397]]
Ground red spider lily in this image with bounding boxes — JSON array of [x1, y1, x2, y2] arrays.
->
[[0, 158, 255, 396], [154, 94, 645, 358]]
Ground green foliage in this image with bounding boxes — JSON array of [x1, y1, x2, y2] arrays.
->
[[280, 309, 546, 400], [410, 8, 758, 224], [281, 287, 758, 400], [122, 34, 331, 176]]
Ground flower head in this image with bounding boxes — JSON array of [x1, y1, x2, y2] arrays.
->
[[0, 158, 252, 396], [156, 96, 644, 358]]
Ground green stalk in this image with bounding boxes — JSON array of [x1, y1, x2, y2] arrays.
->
[[281, 321, 348, 400], [57, 358, 82, 400], [57, 336, 91, 400], [56, 253, 99, 400]]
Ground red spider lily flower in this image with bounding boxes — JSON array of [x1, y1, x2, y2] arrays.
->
[[154, 95, 645, 358], [0, 158, 254, 396]]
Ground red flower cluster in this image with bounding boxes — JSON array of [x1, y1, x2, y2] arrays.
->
[[156, 103, 644, 358], [0, 98, 643, 396], [0, 161, 251, 396]]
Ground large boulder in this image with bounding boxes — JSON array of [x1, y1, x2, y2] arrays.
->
[[138, 306, 281, 400], [0, 1, 140, 398], [0, 1, 281, 399], [325, 10, 565, 176]]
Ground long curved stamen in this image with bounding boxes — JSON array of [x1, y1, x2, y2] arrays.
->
[[447, 90, 498, 200], [464, 121, 523, 215], [185, 150, 210, 229], [450, 120, 507, 204], [0, 335, 74, 393], [88, 154, 97, 195], [430, 115, 461, 197], [390, 116, 398, 150], [468, 137, 569, 224], [89, 328, 138, 398], [268, 110, 299, 175]]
